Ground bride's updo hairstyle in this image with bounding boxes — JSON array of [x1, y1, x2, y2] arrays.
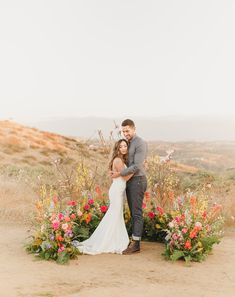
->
[[109, 139, 129, 170]]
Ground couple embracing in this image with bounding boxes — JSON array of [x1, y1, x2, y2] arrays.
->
[[77, 119, 148, 255]]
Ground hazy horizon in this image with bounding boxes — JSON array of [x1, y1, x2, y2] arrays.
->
[[6, 115, 233, 142]]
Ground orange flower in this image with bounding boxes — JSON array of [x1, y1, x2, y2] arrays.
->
[[64, 216, 71, 222], [95, 185, 102, 196], [144, 191, 150, 200], [56, 235, 64, 242], [189, 230, 197, 239], [85, 213, 92, 224], [184, 240, 192, 250], [35, 201, 42, 210], [190, 196, 197, 206]]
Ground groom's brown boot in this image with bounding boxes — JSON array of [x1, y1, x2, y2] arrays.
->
[[122, 240, 140, 255]]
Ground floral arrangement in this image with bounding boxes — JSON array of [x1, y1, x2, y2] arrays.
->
[[26, 158, 224, 264], [163, 191, 224, 263], [25, 185, 109, 264]]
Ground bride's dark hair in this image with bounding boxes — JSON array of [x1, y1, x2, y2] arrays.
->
[[109, 139, 129, 170]]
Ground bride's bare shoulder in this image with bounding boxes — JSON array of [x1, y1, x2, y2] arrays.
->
[[112, 157, 124, 165], [113, 157, 123, 163]]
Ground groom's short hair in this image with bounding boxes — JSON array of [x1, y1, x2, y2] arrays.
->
[[121, 119, 135, 127]]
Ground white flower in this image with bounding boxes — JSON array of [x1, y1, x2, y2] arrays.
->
[[195, 222, 202, 229], [62, 223, 68, 230], [168, 221, 174, 228]]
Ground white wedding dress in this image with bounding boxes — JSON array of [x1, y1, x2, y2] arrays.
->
[[76, 174, 129, 255]]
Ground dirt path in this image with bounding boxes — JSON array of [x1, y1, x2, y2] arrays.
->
[[0, 224, 235, 297]]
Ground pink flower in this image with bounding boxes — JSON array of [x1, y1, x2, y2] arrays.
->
[[58, 246, 65, 253], [58, 213, 64, 220], [182, 228, 188, 234], [175, 216, 181, 224], [84, 204, 90, 211], [172, 233, 179, 240], [88, 199, 94, 205], [156, 206, 164, 215], [70, 213, 76, 220], [68, 200, 77, 206], [100, 205, 108, 213], [142, 202, 147, 209], [52, 220, 60, 230], [77, 210, 83, 217], [148, 211, 155, 219]]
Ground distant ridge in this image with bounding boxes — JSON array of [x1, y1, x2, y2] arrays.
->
[[23, 116, 235, 141]]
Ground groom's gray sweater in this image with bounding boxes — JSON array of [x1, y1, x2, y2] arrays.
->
[[120, 135, 148, 177]]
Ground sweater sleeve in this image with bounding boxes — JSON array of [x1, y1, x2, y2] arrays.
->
[[120, 140, 147, 176]]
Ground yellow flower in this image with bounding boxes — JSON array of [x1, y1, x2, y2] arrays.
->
[[159, 217, 164, 223], [197, 247, 203, 253], [155, 224, 161, 229], [198, 241, 203, 248]]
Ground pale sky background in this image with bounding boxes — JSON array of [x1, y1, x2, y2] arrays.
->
[[0, 0, 235, 121]]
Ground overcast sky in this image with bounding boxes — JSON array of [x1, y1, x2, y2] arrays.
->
[[0, 0, 235, 121]]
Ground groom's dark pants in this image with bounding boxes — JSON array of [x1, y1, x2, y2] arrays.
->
[[126, 175, 147, 240]]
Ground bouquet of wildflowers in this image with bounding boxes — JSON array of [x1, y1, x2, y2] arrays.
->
[[26, 185, 109, 264], [163, 192, 224, 263]]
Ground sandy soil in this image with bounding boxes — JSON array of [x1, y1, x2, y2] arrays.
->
[[0, 224, 235, 297]]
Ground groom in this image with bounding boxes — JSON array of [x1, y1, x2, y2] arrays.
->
[[111, 119, 148, 254]]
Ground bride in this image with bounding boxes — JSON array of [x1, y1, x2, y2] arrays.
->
[[76, 139, 133, 255]]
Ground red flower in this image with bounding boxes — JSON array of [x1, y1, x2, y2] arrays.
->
[[88, 199, 94, 205], [202, 211, 207, 219], [148, 211, 155, 219], [64, 216, 71, 222], [156, 206, 164, 215], [100, 205, 108, 213], [184, 240, 192, 250], [68, 200, 77, 206], [84, 204, 90, 211]]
